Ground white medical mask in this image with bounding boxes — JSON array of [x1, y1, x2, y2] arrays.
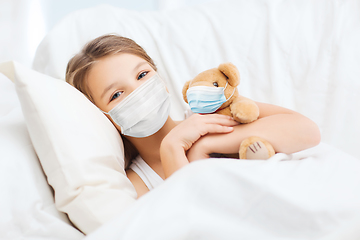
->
[[186, 82, 235, 113], [102, 74, 171, 138]]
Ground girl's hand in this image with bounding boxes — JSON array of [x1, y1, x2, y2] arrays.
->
[[160, 114, 238, 178], [165, 114, 238, 152]]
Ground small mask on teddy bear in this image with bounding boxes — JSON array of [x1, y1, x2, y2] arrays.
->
[[182, 62, 275, 160]]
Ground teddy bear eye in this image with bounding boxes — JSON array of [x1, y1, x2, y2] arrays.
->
[[213, 82, 219, 87]]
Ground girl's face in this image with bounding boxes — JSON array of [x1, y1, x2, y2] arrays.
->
[[87, 53, 156, 113]]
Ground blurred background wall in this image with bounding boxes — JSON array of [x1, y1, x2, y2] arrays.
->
[[0, 0, 217, 67]]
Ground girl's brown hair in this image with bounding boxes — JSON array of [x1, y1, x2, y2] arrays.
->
[[66, 34, 157, 103], [66, 34, 156, 166]]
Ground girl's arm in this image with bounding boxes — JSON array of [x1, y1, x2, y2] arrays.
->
[[160, 114, 238, 178], [126, 169, 150, 198], [186, 102, 321, 161]]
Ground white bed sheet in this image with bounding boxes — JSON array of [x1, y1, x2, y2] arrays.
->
[[33, 0, 360, 160], [1, 0, 360, 238], [2, 76, 360, 240], [0, 74, 83, 239], [85, 143, 360, 240]]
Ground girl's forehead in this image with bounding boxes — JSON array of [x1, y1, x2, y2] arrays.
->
[[86, 53, 150, 94], [102, 52, 145, 63], [90, 54, 144, 76]]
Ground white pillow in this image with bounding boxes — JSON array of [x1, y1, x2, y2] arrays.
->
[[0, 71, 83, 239], [0, 61, 137, 234]]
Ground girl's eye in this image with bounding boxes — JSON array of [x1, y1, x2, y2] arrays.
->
[[137, 71, 148, 80], [213, 82, 219, 87], [110, 91, 122, 101]]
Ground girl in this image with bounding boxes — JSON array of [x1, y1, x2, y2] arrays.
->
[[66, 34, 321, 198]]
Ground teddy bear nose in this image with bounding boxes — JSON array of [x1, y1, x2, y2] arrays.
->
[[213, 82, 218, 87]]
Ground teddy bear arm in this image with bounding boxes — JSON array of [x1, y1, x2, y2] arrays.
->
[[230, 97, 259, 124]]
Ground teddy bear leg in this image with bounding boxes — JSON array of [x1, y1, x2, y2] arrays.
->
[[239, 136, 275, 160]]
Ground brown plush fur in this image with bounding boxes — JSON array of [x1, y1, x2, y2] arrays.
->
[[239, 136, 275, 159], [182, 62, 259, 123], [182, 62, 275, 159]]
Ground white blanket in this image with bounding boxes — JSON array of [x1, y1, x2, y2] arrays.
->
[[86, 144, 360, 240]]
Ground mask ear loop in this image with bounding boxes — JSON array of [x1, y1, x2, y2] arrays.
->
[[188, 79, 194, 88], [224, 81, 236, 102], [99, 108, 109, 115], [98, 107, 125, 134]]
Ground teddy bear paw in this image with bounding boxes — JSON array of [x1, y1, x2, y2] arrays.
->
[[239, 136, 275, 160], [230, 100, 259, 124], [233, 112, 258, 124]]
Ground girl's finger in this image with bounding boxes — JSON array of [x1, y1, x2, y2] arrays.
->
[[201, 114, 238, 126], [201, 124, 234, 135]]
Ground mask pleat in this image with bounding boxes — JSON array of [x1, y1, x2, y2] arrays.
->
[[106, 74, 171, 138]]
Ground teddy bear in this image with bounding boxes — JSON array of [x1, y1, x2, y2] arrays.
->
[[182, 62, 275, 160]]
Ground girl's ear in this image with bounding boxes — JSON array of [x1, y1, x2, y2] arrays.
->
[[218, 62, 240, 87], [182, 80, 191, 103]]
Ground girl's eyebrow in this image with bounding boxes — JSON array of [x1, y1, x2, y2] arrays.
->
[[101, 61, 148, 100], [133, 62, 148, 74], [101, 82, 117, 100]]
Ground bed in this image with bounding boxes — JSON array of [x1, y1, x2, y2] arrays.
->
[[1, 0, 360, 239]]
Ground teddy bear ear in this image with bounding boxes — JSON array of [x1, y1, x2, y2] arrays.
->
[[182, 80, 191, 103], [218, 62, 240, 87]]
